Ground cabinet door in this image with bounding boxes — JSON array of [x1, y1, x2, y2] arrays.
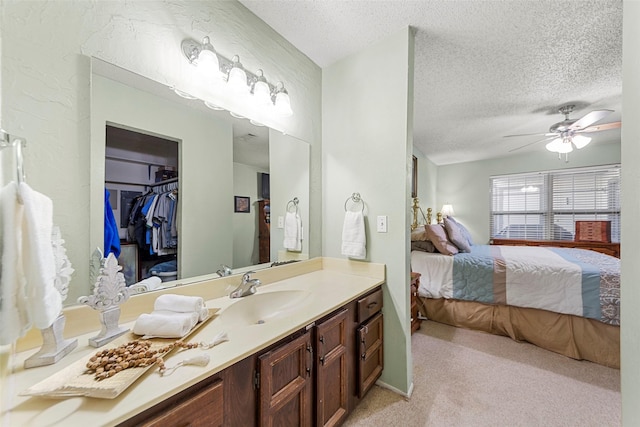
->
[[139, 378, 223, 427], [258, 332, 313, 427], [316, 309, 348, 427], [357, 312, 384, 398]]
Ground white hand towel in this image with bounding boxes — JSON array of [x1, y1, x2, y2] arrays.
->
[[0, 182, 30, 344], [283, 211, 302, 251], [133, 311, 198, 338], [341, 210, 366, 259], [154, 294, 204, 313], [20, 182, 63, 330]]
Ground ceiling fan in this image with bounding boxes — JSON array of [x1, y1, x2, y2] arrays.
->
[[505, 104, 621, 155]]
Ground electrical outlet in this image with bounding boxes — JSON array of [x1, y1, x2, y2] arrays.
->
[[377, 215, 388, 232], [277, 216, 284, 228]]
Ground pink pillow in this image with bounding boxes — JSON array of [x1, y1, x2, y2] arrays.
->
[[425, 224, 459, 255]]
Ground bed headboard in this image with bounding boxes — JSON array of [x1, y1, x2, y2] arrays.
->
[[411, 197, 435, 230]]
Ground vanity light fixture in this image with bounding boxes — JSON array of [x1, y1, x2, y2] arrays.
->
[[180, 36, 293, 116]]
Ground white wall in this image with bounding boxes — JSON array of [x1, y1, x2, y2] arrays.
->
[[436, 142, 621, 244], [1, 0, 322, 303], [621, 1, 640, 424], [323, 28, 415, 395]]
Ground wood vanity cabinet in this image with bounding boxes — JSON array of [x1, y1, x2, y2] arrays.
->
[[119, 286, 383, 427], [258, 331, 314, 426], [315, 309, 349, 427], [355, 288, 383, 399]]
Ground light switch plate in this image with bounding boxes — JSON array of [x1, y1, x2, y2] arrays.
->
[[377, 215, 388, 232], [277, 216, 284, 228]]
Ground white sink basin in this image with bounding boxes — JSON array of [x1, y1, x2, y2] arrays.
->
[[220, 290, 311, 326]]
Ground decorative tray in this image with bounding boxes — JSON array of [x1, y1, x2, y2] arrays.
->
[[20, 309, 218, 399]]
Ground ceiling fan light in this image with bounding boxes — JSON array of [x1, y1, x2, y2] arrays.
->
[[546, 138, 572, 153], [572, 135, 592, 149]]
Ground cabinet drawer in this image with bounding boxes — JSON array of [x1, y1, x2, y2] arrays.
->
[[357, 288, 382, 323], [357, 312, 383, 398], [141, 378, 223, 427]]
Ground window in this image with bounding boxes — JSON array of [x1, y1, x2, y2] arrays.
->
[[490, 165, 620, 242]]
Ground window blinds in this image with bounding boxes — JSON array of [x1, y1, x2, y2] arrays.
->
[[490, 165, 620, 242]]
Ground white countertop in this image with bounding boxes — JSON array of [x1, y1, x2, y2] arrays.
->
[[1, 258, 384, 427]]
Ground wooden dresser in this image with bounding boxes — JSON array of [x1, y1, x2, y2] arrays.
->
[[490, 238, 620, 258], [410, 272, 422, 334]]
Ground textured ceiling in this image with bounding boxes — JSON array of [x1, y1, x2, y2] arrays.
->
[[239, 0, 623, 165]]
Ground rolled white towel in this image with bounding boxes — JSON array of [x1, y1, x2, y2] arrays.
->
[[199, 307, 210, 322], [154, 294, 204, 313], [133, 276, 163, 292], [133, 311, 199, 338]]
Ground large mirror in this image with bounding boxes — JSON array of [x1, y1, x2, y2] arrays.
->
[[87, 58, 310, 301]]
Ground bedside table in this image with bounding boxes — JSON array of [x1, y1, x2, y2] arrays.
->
[[410, 272, 422, 334]]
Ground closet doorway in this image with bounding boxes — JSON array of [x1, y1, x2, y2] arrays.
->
[[104, 124, 179, 287]]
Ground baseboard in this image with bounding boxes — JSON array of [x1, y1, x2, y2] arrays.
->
[[375, 379, 414, 399]]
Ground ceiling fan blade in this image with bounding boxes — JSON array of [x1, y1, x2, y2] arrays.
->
[[508, 136, 555, 153], [579, 121, 621, 133], [503, 132, 556, 138], [568, 109, 613, 130]]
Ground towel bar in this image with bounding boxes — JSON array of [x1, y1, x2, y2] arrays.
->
[[344, 192, 365, 212]]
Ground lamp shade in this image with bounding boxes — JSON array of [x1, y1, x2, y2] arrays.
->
[[546, 138, 573, 153], [441, 204, 455, 217], [274, 89, 293, 117], [227, 56, 248, 94], [252, 70, 272, 106], [572, 134, 592, 149]]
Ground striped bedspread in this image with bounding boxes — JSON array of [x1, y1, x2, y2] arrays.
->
[[411, 245, 620, 325]]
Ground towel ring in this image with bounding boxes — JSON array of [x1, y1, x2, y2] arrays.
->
[[287, 197, 299, 213], [344, 192, 364, 212]]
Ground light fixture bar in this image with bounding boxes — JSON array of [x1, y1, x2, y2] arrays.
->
[[181, 37, 291, 114]]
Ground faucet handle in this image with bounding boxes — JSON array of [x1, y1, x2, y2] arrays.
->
[[242, 271, 256, 282]]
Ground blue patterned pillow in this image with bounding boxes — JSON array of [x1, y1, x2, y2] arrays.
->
[[444, 217, 472, 253], [447, 216, 474, 246]]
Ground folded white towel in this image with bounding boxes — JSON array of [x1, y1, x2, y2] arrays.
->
[[154, 294, 204, 313], [341, 210, 366, 259], [133, 311, 199, 338], [283, 211, 302, 251], [130, 276, 163, 293]]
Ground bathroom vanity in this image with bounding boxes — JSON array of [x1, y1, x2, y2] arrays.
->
[[4, 258, 385, 426]]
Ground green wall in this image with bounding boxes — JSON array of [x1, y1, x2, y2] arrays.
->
[[435, 142, 621, 244], [322, 28, 415, 395]]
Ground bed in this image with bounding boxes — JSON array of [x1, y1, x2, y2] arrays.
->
[[409, 205, 620, 368]]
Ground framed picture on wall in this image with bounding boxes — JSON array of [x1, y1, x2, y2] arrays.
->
[[234, 196, 250, 213], [411, 155, 418, 198]]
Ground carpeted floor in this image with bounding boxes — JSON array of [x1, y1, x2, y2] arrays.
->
[[344, 320, 621, 427]]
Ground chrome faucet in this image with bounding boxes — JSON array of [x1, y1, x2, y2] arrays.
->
[[216, 264, 233, 277], [229, 271, 261, 298]]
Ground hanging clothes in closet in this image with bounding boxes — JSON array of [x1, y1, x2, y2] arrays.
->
[[126, 181, 178, 255]]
